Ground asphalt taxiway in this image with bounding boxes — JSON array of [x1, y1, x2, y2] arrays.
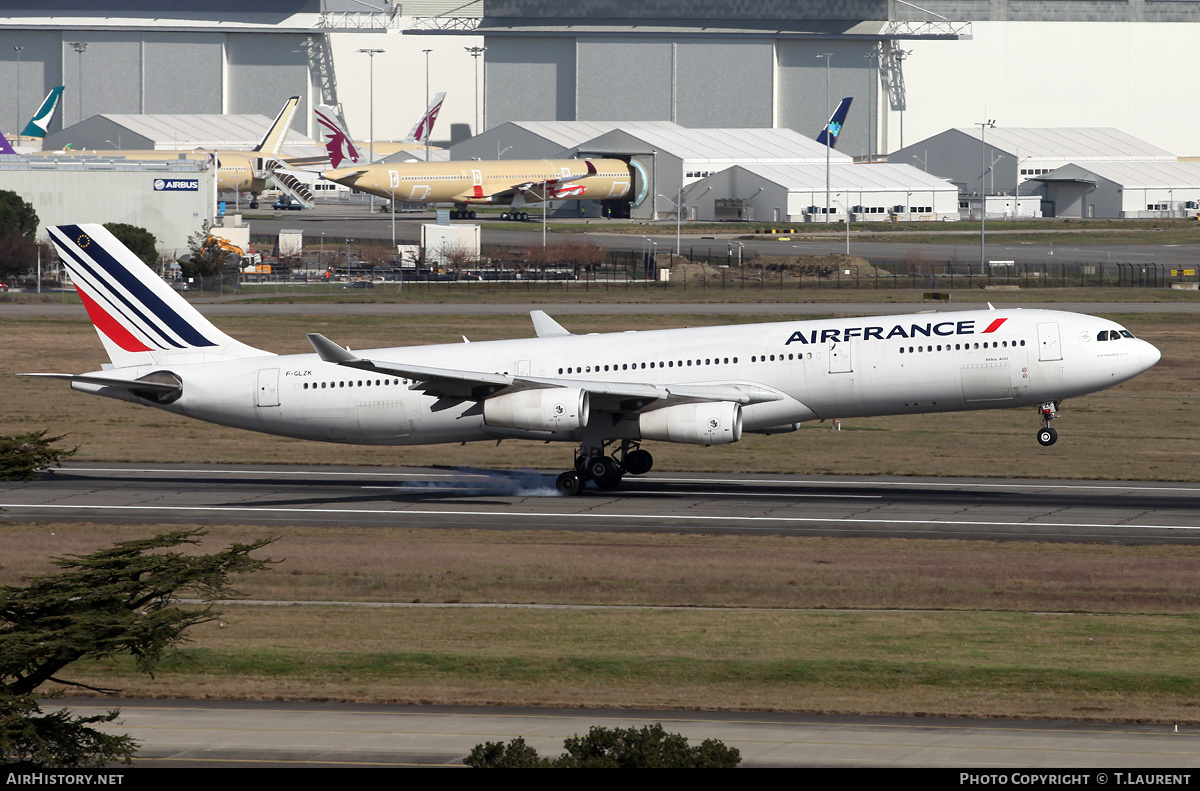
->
[[50, 697, 1200, 768], [4, 463, 1199, 544]]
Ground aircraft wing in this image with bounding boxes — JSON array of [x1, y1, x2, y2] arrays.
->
[[484, 160, 600, 202], [307, 333, 781, 411]]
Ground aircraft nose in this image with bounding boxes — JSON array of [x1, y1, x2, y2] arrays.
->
[[1140, 340, 1161, 371]]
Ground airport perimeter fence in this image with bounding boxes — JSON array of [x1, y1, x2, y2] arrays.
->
[[205, 252, 1191, 297]]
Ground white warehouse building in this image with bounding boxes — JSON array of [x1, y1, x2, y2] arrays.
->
[[891, 127, 1177, 198], [1032, 161, 1200, 219], [682, 162, 958, 224]]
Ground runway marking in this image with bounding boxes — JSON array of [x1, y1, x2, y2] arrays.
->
[[3, 502, 1199, 532], [358, 486, 883, 499], [52, 467, 1200, 494]]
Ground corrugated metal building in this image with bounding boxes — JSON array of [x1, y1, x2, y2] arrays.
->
[[41, 113, 317, 153], [1032, 161, 1200, 219], [682, 162, 958, 223], [890, 127, 1176, 198], [448, 120, 682, 162], [577, 126, 853, 219]]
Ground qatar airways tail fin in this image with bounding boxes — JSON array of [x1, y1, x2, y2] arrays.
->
[[313, 104, 361, 169], [48, 224, 273, 368], [816, 97, 853, 149], [404, 91, 446, 145], [22, 86, 64, 138]]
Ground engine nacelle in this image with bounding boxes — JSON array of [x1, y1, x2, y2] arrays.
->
[[639, 401, 743, 446], [483, 387, 590, 433]]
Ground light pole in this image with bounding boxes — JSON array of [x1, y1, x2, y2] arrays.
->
[[422, 49, 433, 163], [977, 119, 996, 275], [13, 46, 22, 141], [68, 42, 87, 125], [464, 46, 486, 135], [656, 189, 683, 255], [816, 53, 833, 223], [358, 48, 383, 212]]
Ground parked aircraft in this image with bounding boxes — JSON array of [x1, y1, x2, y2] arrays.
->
[[29, 224, 1160, 495], [31, 97, 301, 198], [816, 97, 853, 149], [322, 156, 635, 220]]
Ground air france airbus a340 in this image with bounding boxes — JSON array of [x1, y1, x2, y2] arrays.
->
[[31, 224, 1160, 495]]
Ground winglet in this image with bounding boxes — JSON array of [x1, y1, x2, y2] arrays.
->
[[531, 310, 572, 338], [307, 333, 360, 363]]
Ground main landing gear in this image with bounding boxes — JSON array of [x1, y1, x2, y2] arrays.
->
[[449, 209, 477, 220], [499, 211, 530, 221], [1036, 401, 1060, 446], [555, 440, 653, 496]]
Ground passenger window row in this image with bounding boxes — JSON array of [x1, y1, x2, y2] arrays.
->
[[303, 378, 404, 390], [900, 339, 1025, 354], [558, 357, 742, 375]]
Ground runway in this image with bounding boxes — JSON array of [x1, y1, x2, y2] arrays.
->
[[5, 463, 1200, 544], [49, 697, 1200, 768]]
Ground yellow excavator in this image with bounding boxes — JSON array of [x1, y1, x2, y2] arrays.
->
[[201, 235, 268, 272]]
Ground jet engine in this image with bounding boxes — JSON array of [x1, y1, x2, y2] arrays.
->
[[483, 387, 590, 433], [639, 401, 742, 445]]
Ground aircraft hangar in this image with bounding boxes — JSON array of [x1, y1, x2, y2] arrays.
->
[[681, 162, 958, 224], [574, 126, 854, 220]]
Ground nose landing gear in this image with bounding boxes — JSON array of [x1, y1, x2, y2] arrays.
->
[[555, 440, 654, 495], [1036, 401, 1059, 446]]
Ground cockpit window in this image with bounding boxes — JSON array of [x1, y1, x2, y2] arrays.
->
[[1097, 330, 1109, 341], [1119, 330, 1135, 338]]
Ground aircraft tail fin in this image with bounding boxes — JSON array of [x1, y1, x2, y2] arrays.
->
[[314, 104, 361, 168], [21, 86, 64, 138], [0, 130, 17, 156], [253, 96, 301, 155], [816, 97, 853, 149], [48, 224, 274, 368], [404, 91, 446, 145]]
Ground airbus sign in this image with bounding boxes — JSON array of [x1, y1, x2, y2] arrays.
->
[[153, 178, 199, 192]]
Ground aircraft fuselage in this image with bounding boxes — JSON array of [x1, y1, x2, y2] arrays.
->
[[72, 308, 1159, 447]]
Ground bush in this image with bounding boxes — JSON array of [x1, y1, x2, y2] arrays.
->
[[464, 723, 741, 768]]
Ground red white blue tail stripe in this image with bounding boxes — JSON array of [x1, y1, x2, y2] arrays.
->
[[48, 224, 271, 366]]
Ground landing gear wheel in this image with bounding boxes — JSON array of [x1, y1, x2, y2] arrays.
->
[[519, 211, 529, 221], [501, 212, 510, 220], [468, 210, 477, 219], [588, 456, 623, 490], [1037, 427, 1058, 447], [556, 471, 584, 496], [623, 449, 654, 476]]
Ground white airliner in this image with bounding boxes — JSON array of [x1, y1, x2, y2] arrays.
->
[[32, 224, 1160, 495]]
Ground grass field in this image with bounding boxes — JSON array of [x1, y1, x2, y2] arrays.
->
[[3, 302, 1199, 721], [5, 524, 1200, 721]]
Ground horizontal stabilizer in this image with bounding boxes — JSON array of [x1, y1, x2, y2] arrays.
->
[[20, 372, 182, 402]]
